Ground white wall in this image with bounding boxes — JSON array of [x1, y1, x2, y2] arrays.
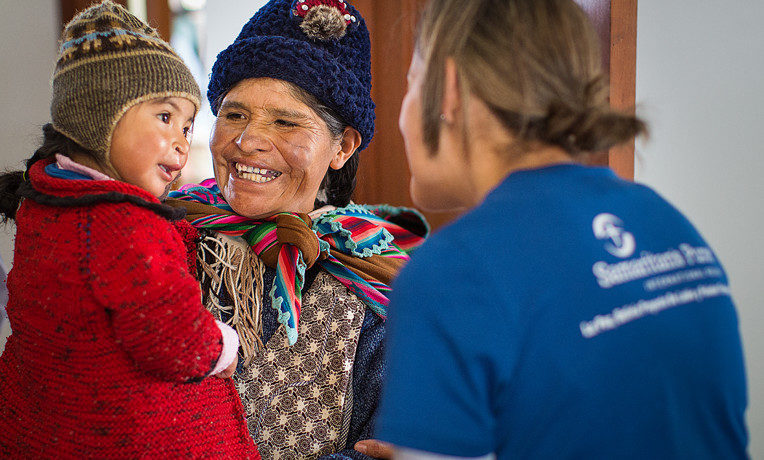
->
[[635, 2, 764, 456], [0, 0, 58, 354], [0, 1, 59, 269], [204, 0, 267, 67]]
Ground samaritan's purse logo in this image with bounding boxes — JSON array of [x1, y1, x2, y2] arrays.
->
[[592, 213, 635, 258]]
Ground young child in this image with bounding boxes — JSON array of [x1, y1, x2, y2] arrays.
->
[[0, 2, 259, 458]]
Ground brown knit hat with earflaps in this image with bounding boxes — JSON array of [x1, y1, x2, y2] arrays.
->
[[51, 0, 201, 162]]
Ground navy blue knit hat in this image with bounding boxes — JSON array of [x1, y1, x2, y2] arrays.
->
[[208, 0, 375, 151]]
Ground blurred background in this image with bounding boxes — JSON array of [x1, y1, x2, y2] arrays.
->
[[1, 1, 763, 456]]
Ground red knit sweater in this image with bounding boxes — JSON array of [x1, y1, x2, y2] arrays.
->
[[0, 160, 260, 459]]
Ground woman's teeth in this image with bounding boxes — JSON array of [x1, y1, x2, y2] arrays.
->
[[235, 163, 282, 183], [159, 165, 170, 174]]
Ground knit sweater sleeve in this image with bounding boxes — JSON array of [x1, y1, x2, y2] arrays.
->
[[172, 219, 200, 275], [88, 203, 223, 382]]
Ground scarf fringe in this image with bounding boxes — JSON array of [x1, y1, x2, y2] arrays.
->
[[197, 232, 265, 366]]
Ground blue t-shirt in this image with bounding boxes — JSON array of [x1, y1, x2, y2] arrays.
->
[[376, 164, 748, 459]]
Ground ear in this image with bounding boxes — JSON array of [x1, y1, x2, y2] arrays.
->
[[441, 57, 461, 123], [330, 127, 362, 170]]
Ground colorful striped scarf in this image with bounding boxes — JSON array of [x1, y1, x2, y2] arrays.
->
[[167, 179, 428, 345]]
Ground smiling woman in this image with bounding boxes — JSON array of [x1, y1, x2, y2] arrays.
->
[[210, 78, 359, 218], [164, 0, 428, 458]]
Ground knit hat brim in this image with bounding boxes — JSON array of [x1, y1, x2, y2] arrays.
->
[[208, 35, 375, 152], [53, 51, 201, 157]]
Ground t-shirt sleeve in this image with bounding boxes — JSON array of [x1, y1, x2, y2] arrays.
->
[[375, 233, 513, 456], [88, 205, 223, 382]]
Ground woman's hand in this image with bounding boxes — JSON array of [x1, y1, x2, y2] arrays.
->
[[354, 439, 395, 459], [213, 354, 238, 379]]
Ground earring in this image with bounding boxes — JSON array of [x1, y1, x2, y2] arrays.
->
[[439, 113, 446, 121]]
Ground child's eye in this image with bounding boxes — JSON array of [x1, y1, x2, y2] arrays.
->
[[183, 126, 193, 138], [158, 112, 171, 123]]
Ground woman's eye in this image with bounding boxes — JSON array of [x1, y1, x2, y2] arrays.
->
[[224, 112, 245, 121], [274, 119, 298, 128], [158, 112, 170, 123]]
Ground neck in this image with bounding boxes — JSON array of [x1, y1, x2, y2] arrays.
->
[[459, 95, 573, 205], [468, 143, 573, 204]]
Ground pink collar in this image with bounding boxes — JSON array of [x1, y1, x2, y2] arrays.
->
[[55, 154, 113, 181]]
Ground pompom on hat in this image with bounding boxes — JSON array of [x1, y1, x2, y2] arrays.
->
[[51, 0, 201, 160], [208, 0, 375, 151]]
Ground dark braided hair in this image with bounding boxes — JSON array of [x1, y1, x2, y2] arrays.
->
[[0, 124, 102, 222]]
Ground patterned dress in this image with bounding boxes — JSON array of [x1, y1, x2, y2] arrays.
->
[[195, 232, 383, 459]]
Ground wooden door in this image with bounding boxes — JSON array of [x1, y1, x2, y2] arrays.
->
[[351, 0, 453, 226], [60, 0, 127, 26], [60, 0, 172, 41], [352, 0, 638, 230], [576, 0, 638, 178]]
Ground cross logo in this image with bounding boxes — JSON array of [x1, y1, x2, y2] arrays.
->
[[592, 213, 635, 258]]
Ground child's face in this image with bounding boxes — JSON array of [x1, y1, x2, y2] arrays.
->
[[110, 97, 196, 198]]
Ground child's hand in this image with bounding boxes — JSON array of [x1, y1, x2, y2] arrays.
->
[[213, 354, 238, 379]]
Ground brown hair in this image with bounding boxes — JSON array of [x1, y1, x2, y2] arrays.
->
[[416, 0, 646, 156]]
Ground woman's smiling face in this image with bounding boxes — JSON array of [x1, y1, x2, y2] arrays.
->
[[210, 78, 344, 219]]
